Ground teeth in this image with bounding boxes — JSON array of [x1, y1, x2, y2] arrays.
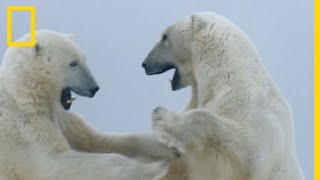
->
[[66, 97, 77, 104]]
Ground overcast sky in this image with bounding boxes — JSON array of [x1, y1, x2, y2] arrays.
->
[[0, 0, 313, 179]]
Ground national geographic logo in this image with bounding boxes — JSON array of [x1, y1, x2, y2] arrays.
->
[[6, 6, 36, 46]]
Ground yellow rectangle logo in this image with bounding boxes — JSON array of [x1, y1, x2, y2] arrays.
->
[[6, 6, 36, 46]]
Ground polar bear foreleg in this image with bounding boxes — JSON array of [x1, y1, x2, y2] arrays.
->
[[152, 107, 251, 179], [59, 112, 180, 160]]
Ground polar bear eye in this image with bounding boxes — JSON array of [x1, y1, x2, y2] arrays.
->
[[161, 34, 168, 41], [69, 62, 78, 67]]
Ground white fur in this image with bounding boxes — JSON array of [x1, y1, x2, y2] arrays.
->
[[144, 12, 304, 180], [0, 30, 176, 180]]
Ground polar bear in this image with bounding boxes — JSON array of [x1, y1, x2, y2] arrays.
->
[[142, 12, 304, 180], [0, 30, 179, 180]]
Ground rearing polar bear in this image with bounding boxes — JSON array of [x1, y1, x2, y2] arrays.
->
[[0, 30, 180, 180], [143, 12, 304, 180]]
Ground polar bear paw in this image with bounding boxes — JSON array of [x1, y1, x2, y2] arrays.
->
[[152, 107, 174, 135], [152, 107, 185, 153], [146, 139, 182, 160], [152, 107, 178, 135], [152, 107, 175, 122]]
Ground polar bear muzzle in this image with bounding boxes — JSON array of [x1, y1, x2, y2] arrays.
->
[[142, 60, 182, 91], [60, 86, 99, 110]]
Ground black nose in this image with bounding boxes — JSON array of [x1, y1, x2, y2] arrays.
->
[[142, 62, 147, 68], [90, 86, 99, 97]]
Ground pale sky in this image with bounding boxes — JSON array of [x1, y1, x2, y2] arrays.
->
[[0, 0, 313, 179]]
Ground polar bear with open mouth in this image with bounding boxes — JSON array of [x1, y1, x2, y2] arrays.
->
[[0, 30, 180, 180], [143, 12, 304, 180]]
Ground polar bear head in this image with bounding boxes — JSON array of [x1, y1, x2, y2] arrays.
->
[[142, 12, 254, 91], [142, 14, 196, 91], [1, 30, 99, 110]]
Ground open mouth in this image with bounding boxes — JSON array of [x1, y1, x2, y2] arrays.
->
[[145, 64, 181, 91], [146, 64, 176, 75], [61, 88, 77, 110]]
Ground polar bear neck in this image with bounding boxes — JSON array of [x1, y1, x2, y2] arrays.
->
[[0, 58, 59, 115], [187, 25, 275, 110]]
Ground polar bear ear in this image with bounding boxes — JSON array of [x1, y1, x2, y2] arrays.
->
[[34, 42, 41, 55], [191, 14, 207, 31]]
